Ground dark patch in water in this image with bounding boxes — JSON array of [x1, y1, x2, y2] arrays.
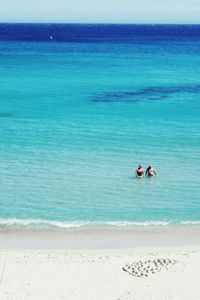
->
[[92, 84, 200, 103], [0, 112, 14, 118]]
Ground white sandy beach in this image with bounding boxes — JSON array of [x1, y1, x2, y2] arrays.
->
[[0, 227, 200, 300]]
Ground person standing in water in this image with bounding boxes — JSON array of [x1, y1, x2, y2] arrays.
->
[[145, 165, 157, 177], [135, 164, 144, 178]]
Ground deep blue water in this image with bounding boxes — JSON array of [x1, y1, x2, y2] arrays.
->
[[1, 24, 200, 42], [0, 24, 199, 228]]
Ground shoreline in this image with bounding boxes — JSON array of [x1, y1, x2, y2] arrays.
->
[[1, 225, 200, 249]]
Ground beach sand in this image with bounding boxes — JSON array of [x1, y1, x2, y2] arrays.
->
[[0, 227, 200, 300]]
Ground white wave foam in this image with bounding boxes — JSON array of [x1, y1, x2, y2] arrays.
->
[[0, 218, 199, 229], [0, 218, 91, 229], [0, 218, 171, 229], [104, 221, 170, 227], [181, 221, 200, 225]]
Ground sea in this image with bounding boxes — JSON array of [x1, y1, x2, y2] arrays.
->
[[0, 24, 199, 229]]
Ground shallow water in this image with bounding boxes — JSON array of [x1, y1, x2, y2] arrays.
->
[[0, 24, 199, 228]]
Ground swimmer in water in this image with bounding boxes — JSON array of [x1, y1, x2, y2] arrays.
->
[[145, 165, 157, 177], [135, 164, 144, 178]]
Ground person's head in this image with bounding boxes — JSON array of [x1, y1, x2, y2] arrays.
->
[[149, 165, 152, 168], [138, 164, 142, 169]]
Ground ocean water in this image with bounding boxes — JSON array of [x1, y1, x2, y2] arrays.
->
[[0, 24, 199, 229]]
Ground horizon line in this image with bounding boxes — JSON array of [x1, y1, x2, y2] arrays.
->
[[0, 22, 200, 25]]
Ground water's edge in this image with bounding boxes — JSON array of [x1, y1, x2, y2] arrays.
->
[[0, 218, 200, 230]]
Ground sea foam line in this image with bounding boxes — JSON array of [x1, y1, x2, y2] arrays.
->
[[0, 218, 199, 229]]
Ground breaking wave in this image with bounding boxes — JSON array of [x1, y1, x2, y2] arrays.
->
[[0, 218, 199, 229]]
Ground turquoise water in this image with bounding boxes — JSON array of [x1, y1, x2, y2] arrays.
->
[[0, 25, 200, 228]]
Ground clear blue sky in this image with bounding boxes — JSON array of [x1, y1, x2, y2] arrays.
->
[[1, 0, 200, 23]]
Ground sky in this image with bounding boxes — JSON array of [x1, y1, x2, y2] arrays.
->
[[0, 0, 200, 23]]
